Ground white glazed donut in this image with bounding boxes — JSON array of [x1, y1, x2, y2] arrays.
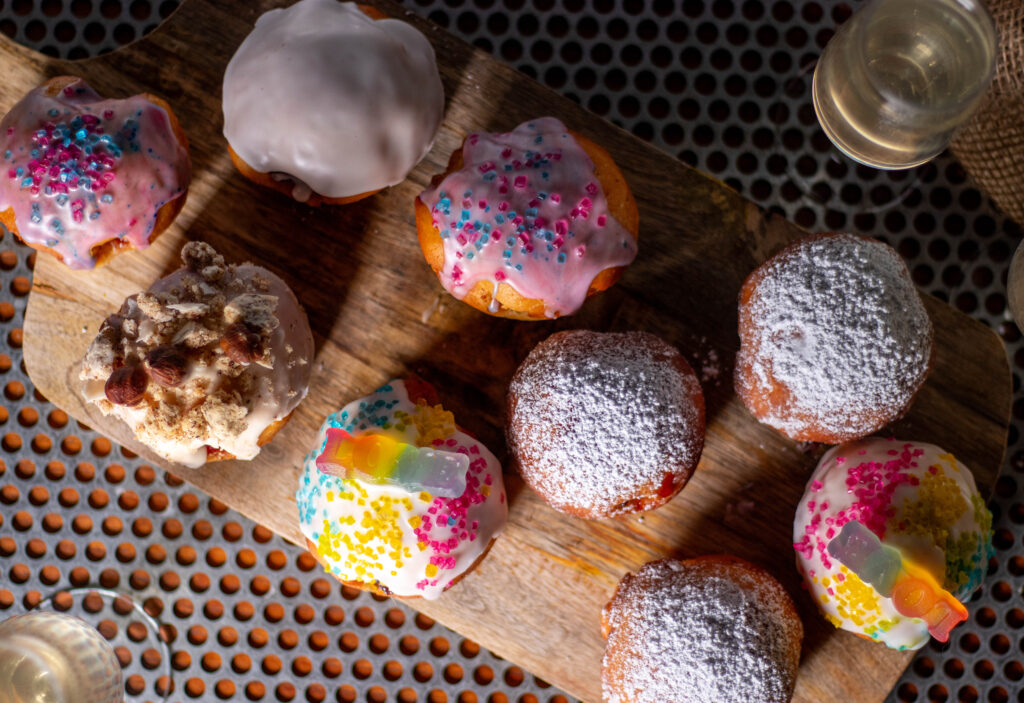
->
[[222, 0, 444, 203]]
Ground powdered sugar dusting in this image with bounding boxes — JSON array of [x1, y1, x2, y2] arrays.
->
[[507, 330, 704, 518], [602, 559, 801, 703], [736, 233, 932, 441]]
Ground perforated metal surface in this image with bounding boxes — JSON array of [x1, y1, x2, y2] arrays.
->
[[0, 1, 1022, 702]]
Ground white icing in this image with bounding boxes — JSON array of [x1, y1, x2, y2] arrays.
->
[[296, 380, 507, 599], [222, 0, 444, 199], [792, 438, 992, 650]]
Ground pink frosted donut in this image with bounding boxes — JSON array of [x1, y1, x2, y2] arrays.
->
[[0, 76, 191, 270]]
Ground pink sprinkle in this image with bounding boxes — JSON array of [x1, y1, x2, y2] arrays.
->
[[494, 271, 506, 281], [555, 219, 568, 236], [575, 245, 586, 258], [103, 110, 114, 120], [64, 87, 75, 96], [462, 198, 472, 208], [597, 214, 607, 226], [500, 147, 512, 159], [498, 201, 509, 212], [586, 182, 598, 195], [478, 199, 487, 209], [478, 161, 495, 173], [513, 175, 527, 189], [550, 193, 561, 204], [811, 480, 823, 491]]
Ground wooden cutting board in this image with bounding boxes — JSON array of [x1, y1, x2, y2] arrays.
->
[[13, 1, 1011, 701]]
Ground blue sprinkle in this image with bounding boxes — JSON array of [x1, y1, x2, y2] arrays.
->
[[495, 214, 505, 224], [50, 218, 61, 230], [483, 171, 497, 182], [537, 192, 547, 200], [466, 251, 474, 260], [438, 190, 447, 199], [542, 171, 549, 180], [460, 210, 470, 222], [502, 249, 511, 258], [74, 129, 87, 141], [504, 164, 513, 171], [515, 264, 523, 271], [101, 194, 114, 204], [463, 190, 472, 198], [534, 135, 543, 144], [20, 177, 32, 188], [48, 109, 59, 117], [56, 194, 68, 206], [558, 252, 567, 263], [89, 211, 100, 220], [547, 244, 553, 252], [526, 208, 538, 217]]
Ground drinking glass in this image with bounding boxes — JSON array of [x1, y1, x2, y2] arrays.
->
[[0, 610, 123, 703], [812, 0, 997, 170]]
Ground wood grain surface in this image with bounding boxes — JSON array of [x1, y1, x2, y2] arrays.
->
[[11, 1, 1012, 701]]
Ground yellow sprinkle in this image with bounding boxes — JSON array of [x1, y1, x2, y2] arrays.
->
[[408, 515, 422, 529], [425, 564, 438, 578], [326, 491, 335, 502], [481, 485, 491, 497], [419, 491, 432, 503], [418, 542, 427, 552]]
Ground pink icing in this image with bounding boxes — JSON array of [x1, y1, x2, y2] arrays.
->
[[417, 117, 637, 317], [0, 78, 190, 269]]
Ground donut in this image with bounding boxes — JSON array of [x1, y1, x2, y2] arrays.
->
[[79, 241, 314, 467], [793, 438, 993, 650], [735, 232, 933, 444], [602, 556, 803, 703], [0, 76, 191, 269], [506, 330, 704, 518], [296, 377, 508, 598], [222, 0, 444, 205], [415, 117, 639, 319]]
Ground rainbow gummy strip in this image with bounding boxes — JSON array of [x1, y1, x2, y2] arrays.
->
[[827, 520, 967, 642], [316, 428, 468, 498]]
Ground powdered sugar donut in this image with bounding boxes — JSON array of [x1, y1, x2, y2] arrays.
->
[[0, 76, 190, 269], [223, 0, 443, 205], [602, 556, 802, 703], [297, 377, 507, 599], [506, 330, 704, 519], [793, 438, 993, 650], [735, 232, 933, 444], [416, 117, 639, 319]]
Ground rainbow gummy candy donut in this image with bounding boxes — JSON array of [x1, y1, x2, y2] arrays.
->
[[296, 378, 507, 598], [793, 438, 993, 650]]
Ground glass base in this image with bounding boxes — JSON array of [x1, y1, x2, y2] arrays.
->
[[767, 61, 924, 214], [35, 588, 172, 702]]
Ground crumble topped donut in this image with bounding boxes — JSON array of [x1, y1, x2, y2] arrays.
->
[[80, 242, 314, 467], [222, 0, 444, 205], [416, 117, 639, 319], [602, 556, 802, 703], [0, 76, 191, 269], [735, 232, 933, 444], [793, 438, 993, 650], [296, 378, 507, 598], [506, 330, 704, 518]]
